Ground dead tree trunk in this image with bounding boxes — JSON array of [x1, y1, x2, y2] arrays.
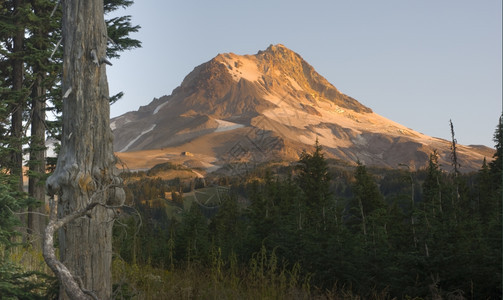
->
[[45, 0, 124, 298]]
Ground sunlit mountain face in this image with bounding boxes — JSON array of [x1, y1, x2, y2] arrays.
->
[[112, 44, 493, 172]]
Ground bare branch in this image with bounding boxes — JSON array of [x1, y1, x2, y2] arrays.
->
[[50, 0, 61, 18], [43, 195, 100, 299], [5, 205, 49, 217], [50, 38, 62, 60], [42, 183, 121, 299], [76, 276, 99, 300]]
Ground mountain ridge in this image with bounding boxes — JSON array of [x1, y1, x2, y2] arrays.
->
[[112, 44, 493, 173]]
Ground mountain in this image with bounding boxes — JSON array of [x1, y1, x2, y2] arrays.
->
[[112, 44, 493, 172]]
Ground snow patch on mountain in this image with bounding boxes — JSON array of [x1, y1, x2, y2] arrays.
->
[[286, 76, 302, 90], [216, 53, 261, 83], [110, 117, 131, 131], [214, 119, 245, 132], [120, 124, 157, 152], [153, 100, 169, 115]]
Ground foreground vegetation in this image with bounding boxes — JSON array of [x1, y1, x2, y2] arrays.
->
[[0, 121, 502, 299], [113, 130, 502, 298]]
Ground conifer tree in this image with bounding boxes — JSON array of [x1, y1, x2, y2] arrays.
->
[[25, 0, 61, 248], [0, 165, 54, 297], [247, 176, 273, 248], [349, 161, 384, 236], [476, 158, 493, 220], [417, 150, 444, 260], [176, 204, 210, 266], [0, 0, 29, 193], [211, 193, 241, 259], [422, 150, 443, 216], [296, 139, 331, 230], [489, 115, 502, 199]]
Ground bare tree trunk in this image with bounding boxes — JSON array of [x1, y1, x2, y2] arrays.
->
[[410, 181, 417, 249], [27, 0, 52, 251], [449, 119, 459, 224], [28, 73, 47, 249], [11, 0, 25, 193], [358, 198, 367, 236], [45, 0, 124, 298], [11, 0, 27, 243]]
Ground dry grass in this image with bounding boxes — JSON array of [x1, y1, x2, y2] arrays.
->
[[111, 246, 313, 300]]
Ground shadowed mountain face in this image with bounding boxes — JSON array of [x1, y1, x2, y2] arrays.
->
[[112, 44, 493, 172]]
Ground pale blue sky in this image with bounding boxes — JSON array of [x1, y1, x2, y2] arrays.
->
[[107, 1, 502, 147]]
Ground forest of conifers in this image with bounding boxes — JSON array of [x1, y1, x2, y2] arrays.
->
[[111, 130, 502, 299], [0, 123, 501, 298]]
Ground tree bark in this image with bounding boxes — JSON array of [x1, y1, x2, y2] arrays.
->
[[27, 0, 52, 250], [43, 196, 101, 300], [358, 197, 367, 236], [45, 0, 125, 298], [11, 0, 25, 193], [28, 73, 47, 249], [10, 0, 27, 244]]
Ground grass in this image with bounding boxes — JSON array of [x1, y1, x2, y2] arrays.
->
[[4, 244, 398, 299], [111, 246, 313, 300]]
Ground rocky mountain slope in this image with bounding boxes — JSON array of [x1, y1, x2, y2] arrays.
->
[[112, 44, 493, 172]]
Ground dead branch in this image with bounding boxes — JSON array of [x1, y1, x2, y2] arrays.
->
[[43, 195, 99, 299], [42, 184, 121, 299]]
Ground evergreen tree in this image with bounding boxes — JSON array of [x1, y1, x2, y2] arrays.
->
[[482, 116, 503, 296], [0, 0, 30, 193], [489, 115, 502, 202], [246, 177, 272, 251], [210, 193, 242, 259], [0, 170, 55, 298], [348, 161, 384, 236], [449, 120, 460, 221], [416, 150, 445, 266], [175, 204, 211, 266], [296, 139, 332, 230], [422, 150, 443, 216], [25, 0, 62, 248], [476, 158, 493, 221]]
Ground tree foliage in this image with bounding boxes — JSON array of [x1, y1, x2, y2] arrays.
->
[[296, 139, 332, 230], [112, 124, 503, 298]]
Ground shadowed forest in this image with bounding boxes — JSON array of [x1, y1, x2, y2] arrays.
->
[[0, 123, 501, 299], [107, 130, 502, 298]]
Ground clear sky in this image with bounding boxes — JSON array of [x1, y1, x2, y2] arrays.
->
[[106, 1, 502, 148]]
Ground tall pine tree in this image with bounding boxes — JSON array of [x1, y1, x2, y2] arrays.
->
[[296, 139, 332, 230], [348, 161, 384, 236]]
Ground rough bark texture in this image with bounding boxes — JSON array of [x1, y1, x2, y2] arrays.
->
[[45, 0, 125, 298], [43, 197, 100, 300], [27, 0, 51, 251], [11, 0, 26, 244], [28, 73, 47, 249], [11, 0, 24, 193]]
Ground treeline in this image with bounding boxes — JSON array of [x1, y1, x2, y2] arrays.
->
[[114, 125, 502, 298]]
